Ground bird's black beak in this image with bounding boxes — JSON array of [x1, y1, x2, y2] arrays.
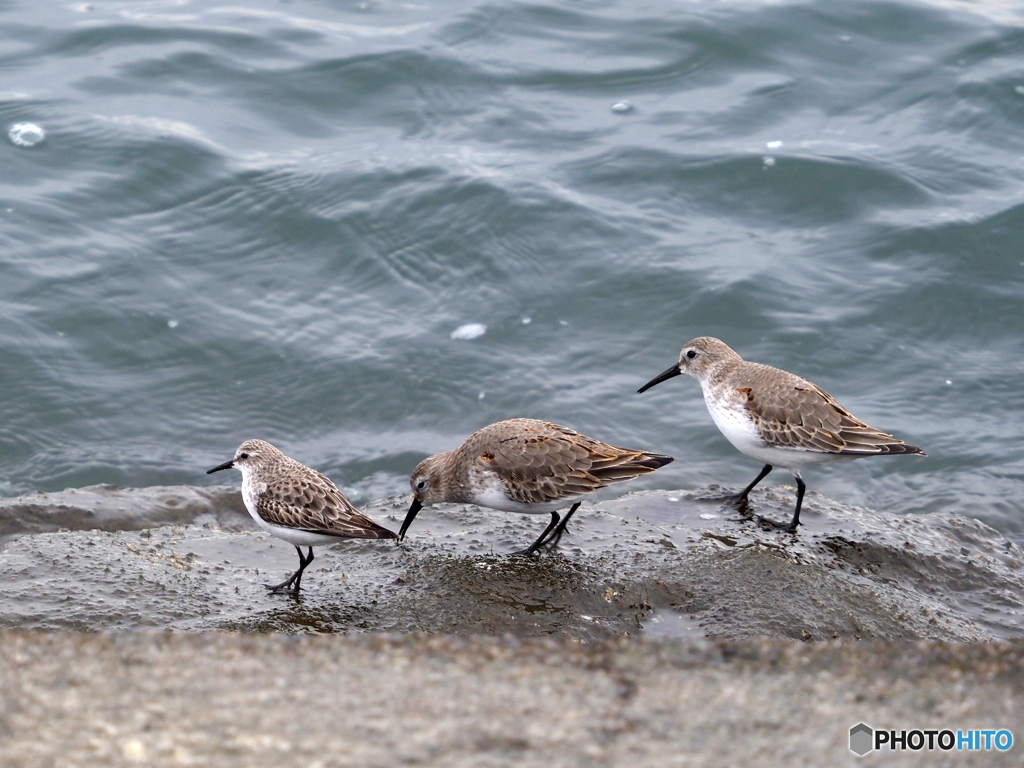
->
[[637, 364, 682, 393], [206, 459, 235, 474], [398, 498, 422, 542]]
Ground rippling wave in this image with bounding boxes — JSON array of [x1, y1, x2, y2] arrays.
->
[[0, 0, 1022, 536]]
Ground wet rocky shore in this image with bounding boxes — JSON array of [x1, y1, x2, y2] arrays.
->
[[2, 484, 1023, 765], [2, 483, 1022, 639]]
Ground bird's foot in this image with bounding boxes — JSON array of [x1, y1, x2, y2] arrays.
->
[[729, 492, 753, 509], [509, 545, 542, 557], [727, 495, 757, 523], [265, 586, 301, 596], [264, 577, 301, 594], [753, 515, 799, 533]]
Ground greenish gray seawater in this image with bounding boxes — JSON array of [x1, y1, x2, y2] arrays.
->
[[1, 0, 1022, 544]]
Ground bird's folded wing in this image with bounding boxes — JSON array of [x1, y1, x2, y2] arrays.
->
[[482, 423, 671, 504], [740, 380, 907, 454], [256, 473, 396, 538]]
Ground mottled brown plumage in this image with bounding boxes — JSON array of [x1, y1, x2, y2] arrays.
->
[[715, 359, 917, 456], [252, 458, 394, 538], [207, 439, 395, 593], [400, 419, 673, 554], [638, 336, 925, 531]]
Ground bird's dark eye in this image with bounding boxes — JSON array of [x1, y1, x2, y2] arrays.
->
[[416, 480, 426, 490], [239, 452, 249, 460], [686, 350, 697, 359]]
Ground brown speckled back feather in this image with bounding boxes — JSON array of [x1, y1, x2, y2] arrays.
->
[[456, 418, 673, 504], [728, 362, 925, 456], [256, 457, 396, 539]]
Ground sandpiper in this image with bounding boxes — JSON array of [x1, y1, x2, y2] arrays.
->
[[638, 337, 925, 531], [207, 439, 396, 593], [398, 418, 673, 555]]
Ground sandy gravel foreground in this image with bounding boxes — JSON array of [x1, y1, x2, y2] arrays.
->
[[2, 631, 1023, 767]]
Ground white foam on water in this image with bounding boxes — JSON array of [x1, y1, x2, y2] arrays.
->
[[451, 323, 486, 340], [9, 122, 45, 147]]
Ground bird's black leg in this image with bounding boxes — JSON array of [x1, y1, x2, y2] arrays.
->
[[756, 476, 804, 533], [540, 502, 582, 549], [291, 546, 314, 592], [787, 476, 806, 531], [266, 545, 314, 594], [512, 511, 561, 557], [734, 464, 773, 506]]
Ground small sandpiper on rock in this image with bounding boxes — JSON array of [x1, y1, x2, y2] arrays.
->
[[638, 337, 925, 531], [399, 418, 673, 555], [207, 439, 396, 593]]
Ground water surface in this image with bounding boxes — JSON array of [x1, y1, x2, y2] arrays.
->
[[1, 0, 1023, 538]]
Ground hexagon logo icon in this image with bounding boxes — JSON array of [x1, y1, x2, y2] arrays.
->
[[850, 723, 874, 756]]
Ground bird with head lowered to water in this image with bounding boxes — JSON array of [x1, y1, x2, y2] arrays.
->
[[398, 418, 674, 555]]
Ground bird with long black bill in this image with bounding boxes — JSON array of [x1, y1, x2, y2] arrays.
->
[[398, 418, 673, 555], [638, 337, 925, 531]]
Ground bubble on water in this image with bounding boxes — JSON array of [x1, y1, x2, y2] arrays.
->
[[699, 513, 720, 520], [611, 101, 633, 114], [478, 391, 486, 400], [1016, 85, 1024, 95], [763, 156, 776, 167], [167, 319, 179, 329], [9, 122, 45, 147], [839, 35, 851, 42], [668, 497, 679, 502], [766, 140, 783, 149], [521, 317, 531, 325], [451, 323, 486, 340], [945, 380, 952, 386]]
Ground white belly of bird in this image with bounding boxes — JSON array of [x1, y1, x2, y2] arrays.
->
[[242, 477, 342, 547], [468, 471, 577, 515], [704, 387, 859, 471]]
